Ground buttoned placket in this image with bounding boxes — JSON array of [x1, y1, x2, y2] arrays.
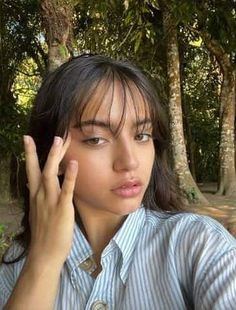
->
[[64, 207, 145, 309], [85, 244, 123, 310], [79, 256, 97, 274]]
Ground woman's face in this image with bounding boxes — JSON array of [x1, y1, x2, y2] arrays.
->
[[62, 81, 155, 218]]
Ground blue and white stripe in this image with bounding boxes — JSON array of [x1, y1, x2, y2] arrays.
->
[[1, 207, 236, 309]]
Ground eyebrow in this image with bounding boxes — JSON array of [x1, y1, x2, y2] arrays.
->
[[75, 118, 152, 129]]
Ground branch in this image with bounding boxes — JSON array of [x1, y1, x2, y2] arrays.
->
[[187, 25, 232, 76], [117, 24, 135, 50]]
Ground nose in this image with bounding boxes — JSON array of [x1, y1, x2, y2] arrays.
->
[[113, 140, 139, 172]]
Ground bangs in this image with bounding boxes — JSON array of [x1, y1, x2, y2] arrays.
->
[[71, 69, 156, 136]]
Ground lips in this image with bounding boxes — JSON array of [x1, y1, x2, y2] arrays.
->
[[111, 179, 143, 198]]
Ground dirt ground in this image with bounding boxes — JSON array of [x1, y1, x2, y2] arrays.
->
[[189, 183, 236, 236], [0, 200, 23, 237], [0, 183, 236, 238]]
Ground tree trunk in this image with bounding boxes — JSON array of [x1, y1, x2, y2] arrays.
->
[[202, 34, 236, 196], [217, 71, 236, 195], [40, 0, 74, 72], [162, 7, 208, 204], [182, 95, 197, 181], [0, 158, 11, 203]]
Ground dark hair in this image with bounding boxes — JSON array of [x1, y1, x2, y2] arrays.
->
[[3, 54, 182, 264]]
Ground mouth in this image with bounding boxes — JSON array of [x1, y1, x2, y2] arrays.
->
[[111, 179, 143, 198]]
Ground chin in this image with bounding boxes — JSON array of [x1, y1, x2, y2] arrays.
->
[[111, 199, 142, 216]]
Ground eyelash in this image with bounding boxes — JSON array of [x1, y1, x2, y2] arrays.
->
[[82, 132, 152, 146], [82, 137, 107, 145], [135, 133, 152, 142]]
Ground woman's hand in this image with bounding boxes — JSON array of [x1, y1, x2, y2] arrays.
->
[[4, 135, 78, 310], [24, 134, 78, 266]]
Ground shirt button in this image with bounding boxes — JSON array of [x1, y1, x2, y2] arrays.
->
[[79, 256, 97, 273], [91, 300, 109, 310]]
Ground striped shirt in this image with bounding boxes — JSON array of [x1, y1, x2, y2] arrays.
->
[[1, 207, 236, 309]]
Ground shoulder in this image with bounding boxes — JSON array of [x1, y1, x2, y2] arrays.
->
[[144, 208, 234, 237], [143, 209, 236, 252], [2, 241, 25, 262], [141, 209, 236, 284], [0, 242, 25, 303]]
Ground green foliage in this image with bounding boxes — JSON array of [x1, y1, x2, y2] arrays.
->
[[0, 104, 28, 156], [0, 0, 43, 160], [0, 59, 40, 158], [172, 0, 236, 54], [197, 0, 236, 53], [59, 44, 69, 58], [182, 43, 220, 182], [73, 0, 167, 100], [184, 186, 198, 203], [0, 224, 7, 250], [0, 224, 13, 255], [12, 58, 41, 110]]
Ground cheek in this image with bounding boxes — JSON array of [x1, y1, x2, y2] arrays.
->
[[143, 144, 155, 170], [73, 156, 109, 198], [64, 150, 109, 184]]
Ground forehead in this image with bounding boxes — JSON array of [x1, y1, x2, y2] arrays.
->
[[79, 79, 150, 126]]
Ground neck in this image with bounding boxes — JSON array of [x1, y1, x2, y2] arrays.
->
[[75, 203, 126, 259]]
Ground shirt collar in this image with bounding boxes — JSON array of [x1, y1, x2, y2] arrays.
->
[[66, 223, 93, 274], [66, 206, 146, 284], [112, 206, 146, 284]]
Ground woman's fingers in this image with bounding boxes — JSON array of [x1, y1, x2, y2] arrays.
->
[[24, 134, 77, 264], [43, 134, 71, 179], [42, 136, 63, 178], [42, 137, 63, 196], [59, 133, 72, 162], [59, 160, 78, 207], [24, 133, 74, 205], [24, 135, 41, 197]]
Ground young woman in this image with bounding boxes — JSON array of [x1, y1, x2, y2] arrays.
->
[[0, 54, 236, 310]]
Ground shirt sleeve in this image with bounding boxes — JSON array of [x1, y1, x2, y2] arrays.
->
[[196, 248, 236, 309], [171, 213, 236, 309], [0, 244, 25, 309], [183, 216, 236, 309], [0, 262, 15, 309]]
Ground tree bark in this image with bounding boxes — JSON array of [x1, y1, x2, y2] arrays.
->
[[162, 6, 208, 204], [201, 34, 236, 196], [182, 95, 197, 181], [40, 0, 74, 72], [0, 158, 11, 203]]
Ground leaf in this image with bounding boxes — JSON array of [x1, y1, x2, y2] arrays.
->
[[134, 31, 142, 53]]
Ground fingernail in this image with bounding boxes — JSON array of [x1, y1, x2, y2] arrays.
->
[[54, 136, 62, 145], [23, 135, 30, 145]]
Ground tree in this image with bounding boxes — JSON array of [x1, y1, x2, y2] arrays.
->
[[203, 35, 236, 196], [160, 0, 236, 197], [181, 42, 220, 183], [40, 0, 74, 72], [0, 0, 42, 201], [160, 1, 209, 204], [188, 0, 236, 196]]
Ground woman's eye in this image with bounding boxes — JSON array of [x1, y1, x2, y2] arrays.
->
[[83, 137, 106, 145], [135, 133, 152, 142]]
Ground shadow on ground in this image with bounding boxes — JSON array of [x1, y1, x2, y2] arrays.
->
[[189, 183, 236, 237]]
